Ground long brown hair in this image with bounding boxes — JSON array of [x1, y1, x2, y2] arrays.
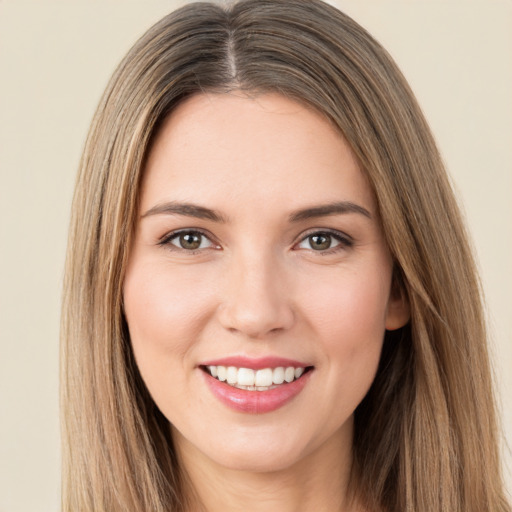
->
[[61, 1, 511, 510]]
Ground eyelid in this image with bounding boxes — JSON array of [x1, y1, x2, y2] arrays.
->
[[293, 228, 354, 251], [156, 227, 353, 254], [158, 228, 221, 252]]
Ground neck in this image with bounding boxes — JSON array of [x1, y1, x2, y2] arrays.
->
[[174, 421, 363, 512]]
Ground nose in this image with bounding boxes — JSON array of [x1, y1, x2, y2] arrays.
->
[[217, 251, 295, 339]]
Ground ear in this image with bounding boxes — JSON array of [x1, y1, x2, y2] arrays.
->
[[385, 270, 410, 331]]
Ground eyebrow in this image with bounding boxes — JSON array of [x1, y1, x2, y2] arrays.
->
[[288, 201, 372, 222], [141, 201, 227, 223], [141, 200, 372, 223]]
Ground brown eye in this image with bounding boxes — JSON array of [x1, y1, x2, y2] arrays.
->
[[295, 230, 352, 253], [160, 230, 216, 251], [308, 233, 333, 251], [178, 232, 203, 250]]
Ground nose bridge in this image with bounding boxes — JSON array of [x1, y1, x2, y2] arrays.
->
[[218, 246, 294, 338]]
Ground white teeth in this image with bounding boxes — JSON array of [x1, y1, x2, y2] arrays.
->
[[217, 366, 227, 382], [255, 368, 273, 387], [205, 364, 308, 388], [231, 384, 271, 391], [272, 367, 285, 384], [237, 367, 255, 386], [226, 366, 238, 384]]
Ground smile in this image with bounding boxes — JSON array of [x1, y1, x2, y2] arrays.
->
[[200, 358, 314, 414], [204, 365, 307, 390]]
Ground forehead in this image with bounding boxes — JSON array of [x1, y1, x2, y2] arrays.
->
[[140, 92, 376, 217]]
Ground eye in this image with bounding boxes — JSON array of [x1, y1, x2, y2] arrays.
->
[[159, 230, 218, 252], [295, 230, 352, 252]]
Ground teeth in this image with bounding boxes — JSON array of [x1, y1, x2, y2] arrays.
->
[[237, 367, 255, 386], [272, 367, 285, 384], [226, 366, 238, 384], [205, 365, 307, 388], [217, 366, 227, 382], [255, 368, 273, 387], [284, 367, 295, 383]]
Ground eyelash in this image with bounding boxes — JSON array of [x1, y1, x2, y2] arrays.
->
[[158, 229, 219, 254], [158, 228, 353, 254], [295, 229, 354, 254]]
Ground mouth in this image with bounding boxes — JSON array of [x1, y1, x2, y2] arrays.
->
[[199, 356, 314, 413], [200, 364, 313, 391]]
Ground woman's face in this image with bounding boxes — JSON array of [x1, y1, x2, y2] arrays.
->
[[123, 93, 408, 473]]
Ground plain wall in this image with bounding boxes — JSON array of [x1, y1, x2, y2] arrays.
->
[[0, 1, 510, 510]]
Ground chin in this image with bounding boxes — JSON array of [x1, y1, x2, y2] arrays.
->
[[207, 443, 305, 474], [174, 421, 336, 475]]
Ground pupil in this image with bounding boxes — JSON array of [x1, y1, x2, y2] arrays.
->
[[310, 234, 331, 250], [180, 233, 201, 250]]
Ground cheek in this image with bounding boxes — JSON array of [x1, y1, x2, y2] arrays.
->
[[123, 261, 215, 376], [298, 265, 390, 384], [303, 266, 390, 338]]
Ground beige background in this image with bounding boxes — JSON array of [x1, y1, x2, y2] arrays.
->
[[0, 1, 510, 510]]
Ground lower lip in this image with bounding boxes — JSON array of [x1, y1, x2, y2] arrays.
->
[[202, 370, 312, 414]]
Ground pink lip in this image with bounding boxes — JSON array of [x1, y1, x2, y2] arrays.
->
[[201, 356, 310, 370], [200, 365, 313, 415]]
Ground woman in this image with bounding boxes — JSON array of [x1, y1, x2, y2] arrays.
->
[[60, 1, 511, 511]]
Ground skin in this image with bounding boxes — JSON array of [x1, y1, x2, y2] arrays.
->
[[123, 92, 409, 512]]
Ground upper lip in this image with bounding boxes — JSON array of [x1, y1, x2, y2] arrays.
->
[[200, 355, 312, 370]]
